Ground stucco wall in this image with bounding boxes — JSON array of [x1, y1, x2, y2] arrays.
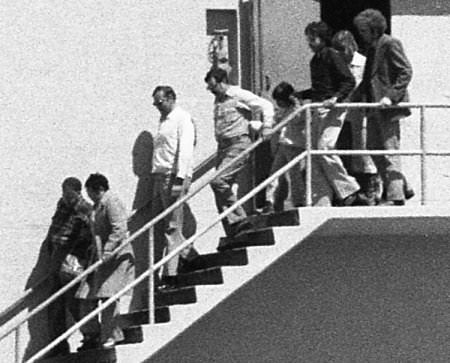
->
[[0, 0, 238, 359]]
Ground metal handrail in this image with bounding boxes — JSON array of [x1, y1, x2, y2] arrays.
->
[[0, 104, 306, 344], [0, 152, 218, 327], [11, 102, 450, 361]]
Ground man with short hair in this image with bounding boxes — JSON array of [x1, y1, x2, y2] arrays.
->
[[204, 67, 274, 236], [150, 85, 198, 287], [45, 177, 93, 357], [354, 9, 413, 205], [296, 21, 371, 206]]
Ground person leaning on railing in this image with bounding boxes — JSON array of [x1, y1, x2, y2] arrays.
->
[[331, 29, 381, 205], [295, 21, 373, 206], [76, 173, 135, 350], [263, 81, 333, 212], [44, 177, 93, 358], [204, 67, 274, 236], [353, 9, 415, 206]]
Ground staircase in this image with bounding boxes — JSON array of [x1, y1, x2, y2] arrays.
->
[[40, 208, 307, 363], [39, 206, 450, 363]]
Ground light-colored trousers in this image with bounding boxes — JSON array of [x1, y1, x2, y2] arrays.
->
[[312, 107, 360, 200]]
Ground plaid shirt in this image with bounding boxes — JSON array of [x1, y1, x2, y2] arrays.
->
[[46, 195, 93, 259]]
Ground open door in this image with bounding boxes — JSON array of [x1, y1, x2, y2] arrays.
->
[[252, 0, 320, 208]]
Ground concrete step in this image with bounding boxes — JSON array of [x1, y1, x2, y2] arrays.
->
[[217, 228, 275, 251], [155, 286, 197, 307], [174, 266, 224, 288], [179, 248, 248, 273], [39, 346, 116, 363], [229, 208, 300, 236], [118, 306, 170, 327]]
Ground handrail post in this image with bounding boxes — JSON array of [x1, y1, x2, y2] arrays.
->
[[148, 226, 155, 324], [305, 106, 312, 206], [14, 326, 22, 363], [420, 106, 427, 205]]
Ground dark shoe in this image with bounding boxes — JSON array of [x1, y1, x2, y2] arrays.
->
[[379, 200, 405, 206], [77, 336, 100, 352], [261, 202, 275, 214], [405, 188, 415, 200], [228, 219, 253, 237], [157, 275, 179, 290], [337, 192, 357, 206]]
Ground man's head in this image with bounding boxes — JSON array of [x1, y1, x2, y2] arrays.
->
[[304, 21, 331, 53], [61, 177, 82, 206], [84, 173, 109, 203], [354, 9, 387, 46], [152, 85, 176, 117], [204, 67, 229, 97]]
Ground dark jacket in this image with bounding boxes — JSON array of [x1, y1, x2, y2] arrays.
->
[[356, 34, 413, 119]]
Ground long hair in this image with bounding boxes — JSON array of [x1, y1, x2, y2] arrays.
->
[[331, 30, 358, 64]]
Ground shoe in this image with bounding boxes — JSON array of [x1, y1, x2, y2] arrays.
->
[[77, 336, 100, 352], [405, 188, 415, 200], [261, 202, 275, 214], [337, 192, 357, 206], [378, 200, 405, 206], [102, 338, 116, 349], [157, 275, 179, 290]]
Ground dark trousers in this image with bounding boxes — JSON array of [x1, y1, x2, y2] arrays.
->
[[211, 135, 251, 236]]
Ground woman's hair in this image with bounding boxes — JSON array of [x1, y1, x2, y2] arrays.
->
[[331, 30, 358, 64], [272, 81, 295, 105], [85, 173, 109, 192], [354, 8, 387, 38]]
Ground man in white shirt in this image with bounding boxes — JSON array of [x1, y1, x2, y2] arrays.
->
[[151, 85, 197, 287], [204, 67, 274, 237]]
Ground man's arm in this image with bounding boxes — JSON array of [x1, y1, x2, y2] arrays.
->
[[230, 87, 275, 129], [103, 195, 128, 254], [384, 38, 412, 104], [176, 113, 195, 180], [329, 49, 356, 103]]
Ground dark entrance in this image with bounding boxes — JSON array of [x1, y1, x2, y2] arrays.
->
[[320, 0, 391, 44]]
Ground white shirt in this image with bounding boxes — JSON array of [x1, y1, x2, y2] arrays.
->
[[350, 51, 366, 87], [151, 106, 195, 178], [225, 86, 275, 128]]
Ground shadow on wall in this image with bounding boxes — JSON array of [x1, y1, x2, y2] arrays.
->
[[22, 239, 53, 361], [129, 131, 154, 311]]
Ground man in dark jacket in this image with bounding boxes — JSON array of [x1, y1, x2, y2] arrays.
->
[[45, 177, 93, 356], [296, 21, 370, 206], [354, 8, 414, 205]]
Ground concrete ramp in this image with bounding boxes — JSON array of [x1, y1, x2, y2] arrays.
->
[[143, 208, 450, 363]]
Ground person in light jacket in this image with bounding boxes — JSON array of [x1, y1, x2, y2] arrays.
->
[[76, 173, 135, 350]]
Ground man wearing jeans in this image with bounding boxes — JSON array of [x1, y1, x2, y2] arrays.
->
[[204, 67, 274, 236], [296, 21, 371, 206]]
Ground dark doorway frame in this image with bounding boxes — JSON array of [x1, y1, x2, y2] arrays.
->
[[320, 0, 391, 48]]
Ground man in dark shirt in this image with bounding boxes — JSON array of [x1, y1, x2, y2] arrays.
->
[[297, 21, 371, 206], [45, 177, 93, 356]]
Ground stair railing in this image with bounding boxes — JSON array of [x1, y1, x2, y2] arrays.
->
[[0, 151, 218, 330], [6, 102, 450, 362], [2, 103, 305, 362]]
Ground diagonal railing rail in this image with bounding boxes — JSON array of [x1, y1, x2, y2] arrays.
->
[[0, 151, 218, 329], [3, 102, 450, 362]]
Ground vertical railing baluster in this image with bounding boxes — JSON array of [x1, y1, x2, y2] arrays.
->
[[148, 226, 155, 324], [14, 326, 22, 363], [305, 106, 312, 207], [420, 106, 427, 205]]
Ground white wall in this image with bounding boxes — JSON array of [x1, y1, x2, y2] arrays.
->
[[392, 15, 450, 205], [0, 0, 237, 359]]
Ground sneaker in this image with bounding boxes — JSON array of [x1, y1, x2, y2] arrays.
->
[[102, 338, 116, 349]]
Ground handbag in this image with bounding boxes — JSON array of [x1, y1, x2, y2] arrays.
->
[[59, 253, 85, 283]]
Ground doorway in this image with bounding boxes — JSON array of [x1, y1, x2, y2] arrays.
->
[[320, 0, 391, 46]]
